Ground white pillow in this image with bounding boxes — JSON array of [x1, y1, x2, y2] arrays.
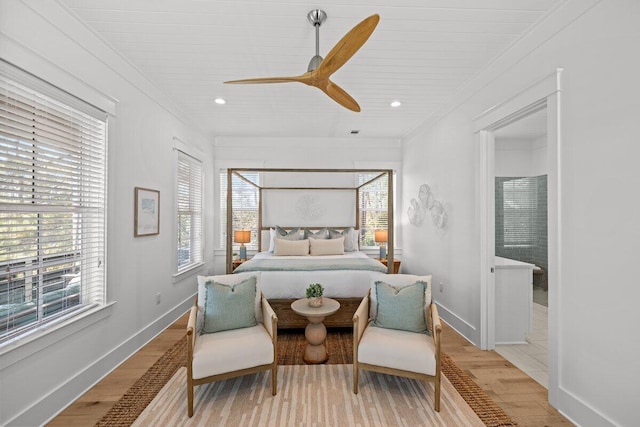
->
[[196, 272, 263, 333], [268, 228, 276, 252], [352, 229, 360, 251], [368, 273, 432, 320], [310, 236, 345, 256], [274, 238, 309, 256]]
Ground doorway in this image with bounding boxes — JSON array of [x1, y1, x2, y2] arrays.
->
[[492, 108, 549, 388], [473, 69, 562, 406]]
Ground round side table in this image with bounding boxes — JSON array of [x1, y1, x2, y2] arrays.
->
[[291, 297, 340, 364]]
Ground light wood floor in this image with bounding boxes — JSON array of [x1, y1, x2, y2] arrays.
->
[[49, 312, 572, 426]]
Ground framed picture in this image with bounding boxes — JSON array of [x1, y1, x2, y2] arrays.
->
[[134, 187, 160, 237]]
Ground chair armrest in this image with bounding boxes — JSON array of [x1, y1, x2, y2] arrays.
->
[[352, 290, 370, 345], [261, 293, 278, 339], [186, 301, 198, 360], [430, 303, 442, 353]]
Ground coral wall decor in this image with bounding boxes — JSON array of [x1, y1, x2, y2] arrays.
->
[[408, 184, 447, 229]]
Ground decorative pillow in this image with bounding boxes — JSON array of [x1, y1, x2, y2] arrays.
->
[[329, 227, 357, 252], [369, 274, 432, 319], [373, 280, 428, 333], [351, 229, 360, 251], [274, 237, 309, 256], [275, 225, 301, 241], [197, 273, 263, 332], [202, 276, 258, 334], [268, 228, 276, 252], [309, 236, 344, 256], [304, 227, 329, 240]]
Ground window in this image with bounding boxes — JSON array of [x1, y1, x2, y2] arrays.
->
[[358, 173, 389, 247], [176, 150, 203, 273], [0, 61, 107, 344], [219, 170, 259, 251], [501, 177, 536, 246]]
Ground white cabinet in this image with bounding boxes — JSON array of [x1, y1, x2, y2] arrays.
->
[[495, 256, 535, 344]]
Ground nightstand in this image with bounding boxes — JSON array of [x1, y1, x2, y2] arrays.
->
[[232, 259, 246, 271], [377, 258, 401, 274]]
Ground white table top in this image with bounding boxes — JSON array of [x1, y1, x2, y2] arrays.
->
[[291, 297, 340, 317]]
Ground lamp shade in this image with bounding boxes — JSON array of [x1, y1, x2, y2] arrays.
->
[[234, 229, 251, 244], [374, 229, 388, 243]]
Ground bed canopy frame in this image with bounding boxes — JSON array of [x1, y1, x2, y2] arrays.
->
[[226, 168, 394, 274]]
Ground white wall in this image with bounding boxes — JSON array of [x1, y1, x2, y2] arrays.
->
[[401, 1, 640, 425], [495, 137, 548, 177], [0, 2, 214, 425], [213, 137, 402, 272]]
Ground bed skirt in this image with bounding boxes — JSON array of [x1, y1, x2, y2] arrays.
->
[[269, 297, 363, 329]]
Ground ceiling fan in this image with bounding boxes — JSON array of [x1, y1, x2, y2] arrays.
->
[[224, 10, 380, 112]]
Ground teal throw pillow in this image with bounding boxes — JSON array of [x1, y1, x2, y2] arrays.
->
[[304, 227, 329, 239], [373, 280, 429, 334], [275, 225, 301, 240], [202, 276, 257, 334]]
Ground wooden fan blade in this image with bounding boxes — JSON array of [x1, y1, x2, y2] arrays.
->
[[224, 75, 309, 84], [319, 80, 361, 112], [317, 14, 380, 77]]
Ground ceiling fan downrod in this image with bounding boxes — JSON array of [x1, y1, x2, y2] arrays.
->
[[307, 9, 327, 72]]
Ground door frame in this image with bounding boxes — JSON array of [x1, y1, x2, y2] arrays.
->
[[473, 69, 562, 406]]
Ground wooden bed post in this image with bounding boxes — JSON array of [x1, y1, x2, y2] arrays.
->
[[387, 170, 394, 274], [226, 169, 233, 273], [258, 187, 263, 253]]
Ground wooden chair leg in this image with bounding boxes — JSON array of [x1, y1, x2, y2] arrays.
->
[[353, 365, 359, 394], [434, 376, 441, 412], [272, 365, 278, 395], [187, 380, 194, 417]]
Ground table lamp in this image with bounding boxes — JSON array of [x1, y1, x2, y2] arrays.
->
[[234, 229, 251, 260], [374, 229, 388, 260]]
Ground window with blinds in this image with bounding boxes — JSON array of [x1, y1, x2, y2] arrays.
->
[[502, 177, 536, 246], [358, 173, 389, 247], [219, 170, 259, 250], [176, 151, 203, 272], [0, 61, 107, 344]]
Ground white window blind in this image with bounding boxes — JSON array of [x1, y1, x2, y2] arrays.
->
[[503, 177, 536, 246], [358, 173, 389, 247], [176, 150, 203, 272], [219, 170, 259, 250], [0, 61, 107, 344]]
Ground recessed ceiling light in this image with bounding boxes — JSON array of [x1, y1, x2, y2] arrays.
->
[[214, 98, 226, 105], [390, 100, 402, 108]]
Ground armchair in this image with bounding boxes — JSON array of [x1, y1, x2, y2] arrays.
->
[[352, 274, 441, 411], [187, 273, 278, 417]]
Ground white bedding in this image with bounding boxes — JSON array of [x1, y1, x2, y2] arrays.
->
[[244, 252, 387, 299]]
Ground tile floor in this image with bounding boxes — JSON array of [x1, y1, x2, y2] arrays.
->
[[495, 302, 548, 388]]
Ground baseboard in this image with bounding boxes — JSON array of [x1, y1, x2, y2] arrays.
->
[[435, 301, 480, 346], [8, 295, 194, 427], [557, 386, 617, 427]]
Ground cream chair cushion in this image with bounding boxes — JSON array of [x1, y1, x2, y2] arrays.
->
[[192, 324, 274, 380], [358, 325, 436, 375]]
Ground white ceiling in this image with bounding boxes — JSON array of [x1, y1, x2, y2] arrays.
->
[[59, 0, 565, 140]]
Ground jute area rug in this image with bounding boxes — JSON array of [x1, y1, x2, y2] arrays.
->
[[96, 329, 517, 426], [133, 365, 482, 426]]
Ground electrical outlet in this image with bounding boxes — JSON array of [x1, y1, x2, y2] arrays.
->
[[439, 282, 444, 293], [156, 293, 161, 304]]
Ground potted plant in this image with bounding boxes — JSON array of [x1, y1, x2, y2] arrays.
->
[[232, 252, 239, 261], [306, 283, 324, 307]]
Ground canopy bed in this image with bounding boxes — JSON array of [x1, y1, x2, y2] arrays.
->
[[225, 168, 394, 328]]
